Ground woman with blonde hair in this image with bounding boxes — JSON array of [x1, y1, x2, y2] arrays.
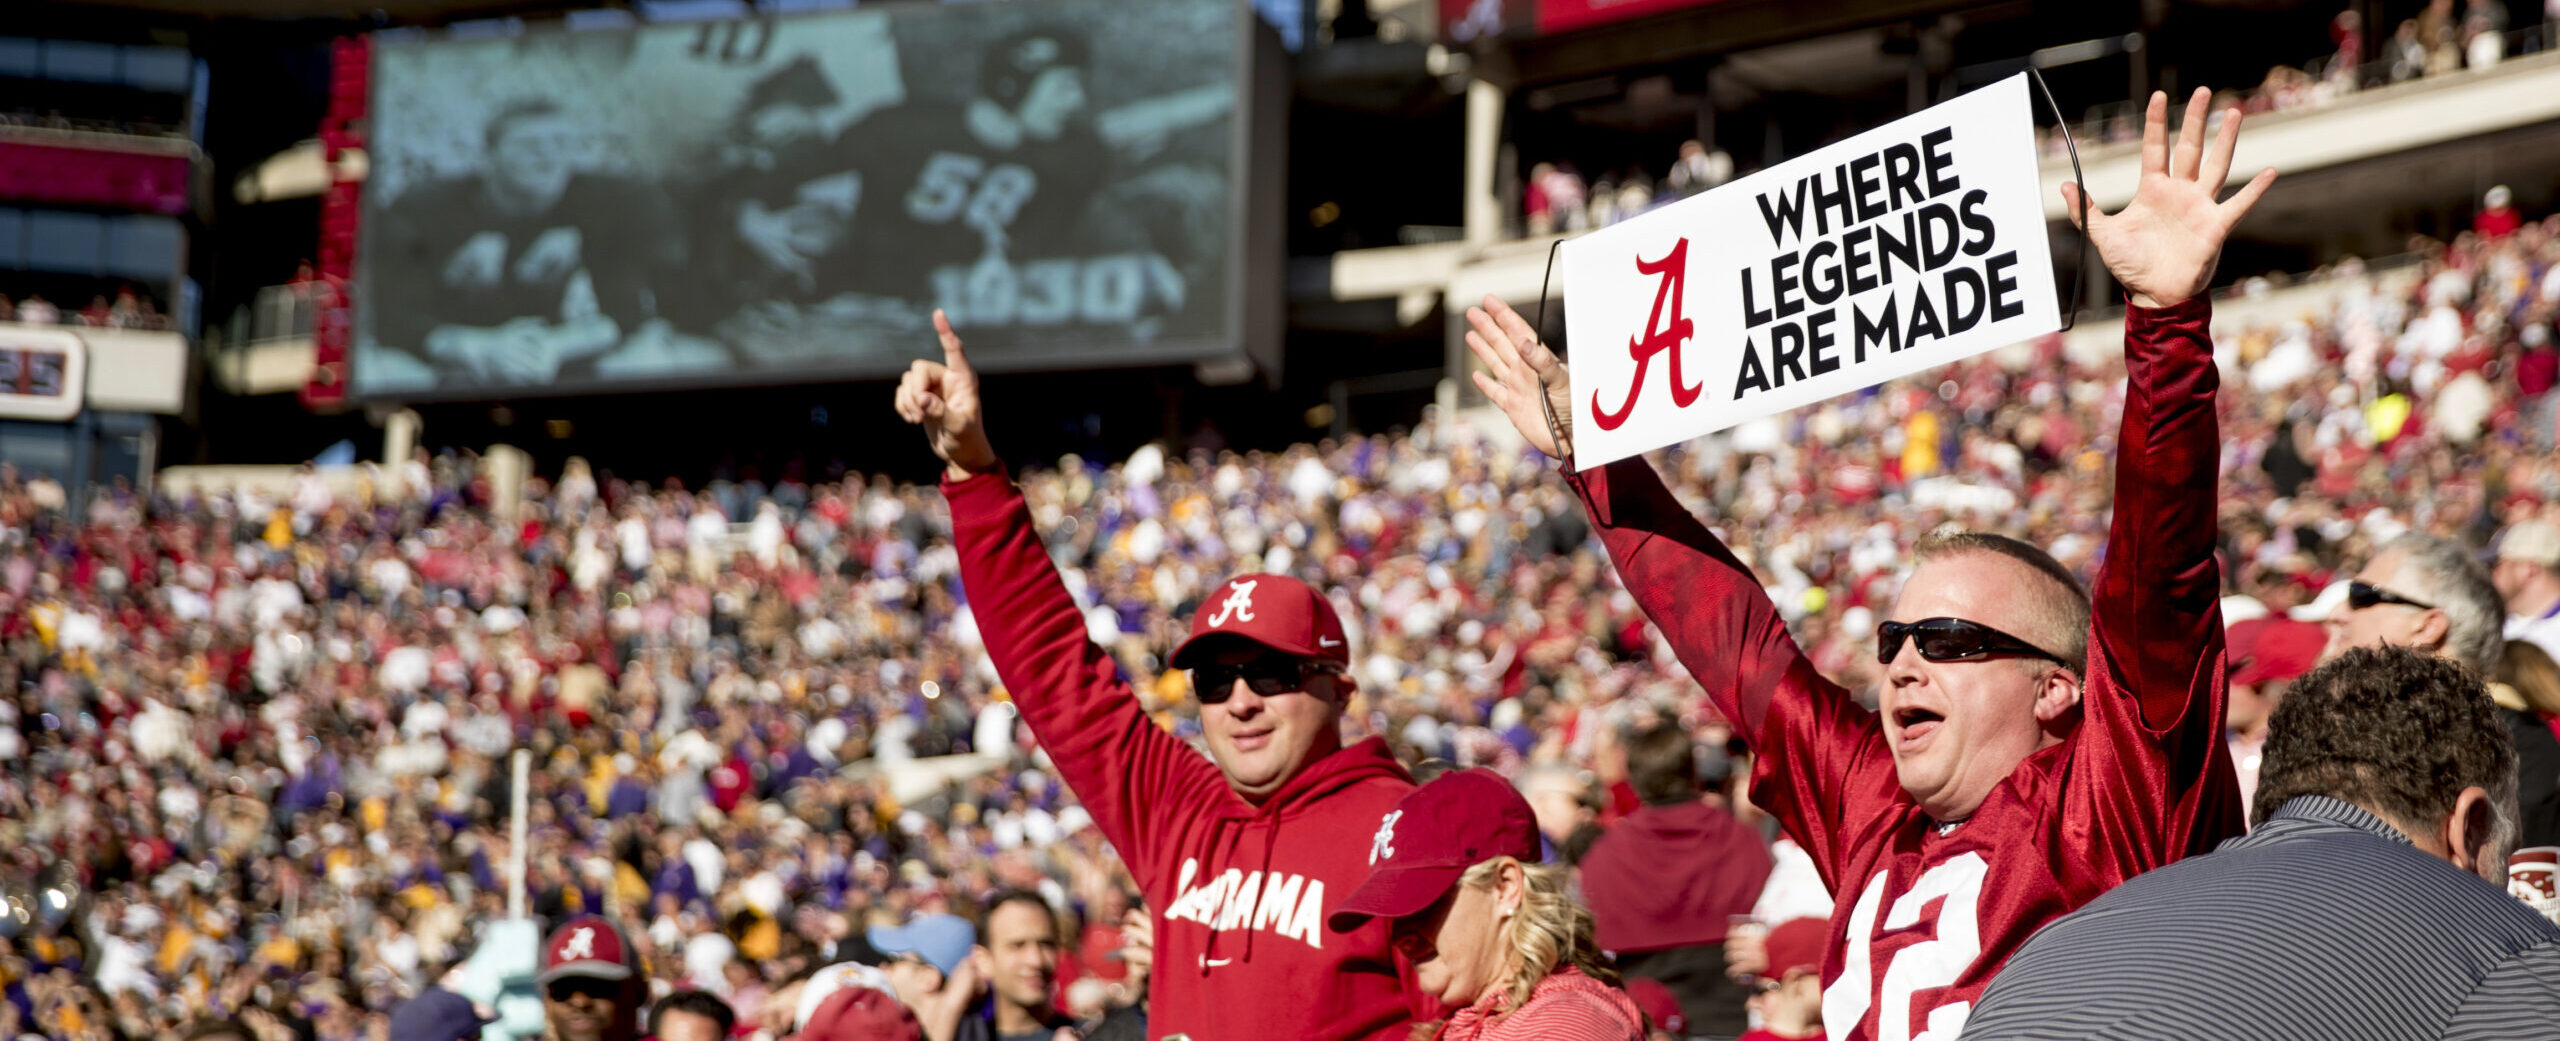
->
[[1329, 769, 1645, 1041], [2491, 639, 2560, 846]]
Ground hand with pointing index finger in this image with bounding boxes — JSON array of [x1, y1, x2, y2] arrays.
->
[[1464, 294, 1576, 461], [894, 309, 999, 481], [2060, 86, 2278, 309]]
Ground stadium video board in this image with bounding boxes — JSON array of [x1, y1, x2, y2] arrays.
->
[[353, 0, 1262, 399]]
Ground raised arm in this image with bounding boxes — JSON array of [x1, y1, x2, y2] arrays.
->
[[899, 313, 1224, 868], [2059, 88, 2273, 857], [2067, 90, 2272, 734], [1465, 297, 1893, 876]]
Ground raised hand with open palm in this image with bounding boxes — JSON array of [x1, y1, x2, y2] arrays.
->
[[2060, 87, 2278, 309], [1464, 294, 1577, 462]]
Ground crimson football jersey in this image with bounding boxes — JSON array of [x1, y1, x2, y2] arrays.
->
[[1568, 297, 2242, 1041]]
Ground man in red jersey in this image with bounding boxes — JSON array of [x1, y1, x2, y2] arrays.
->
[[1466, 87, 2274, 1041], [893, 324, 1417, 1039]]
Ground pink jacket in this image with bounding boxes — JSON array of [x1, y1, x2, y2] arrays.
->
[[1433, 967, 1646, 1041]]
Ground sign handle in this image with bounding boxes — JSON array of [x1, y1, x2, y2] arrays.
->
[[1532, 237, 1573, 455], [2029, 67, 2090, 331]]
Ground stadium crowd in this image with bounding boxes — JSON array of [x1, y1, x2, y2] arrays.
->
[[0, 287, 170, 332], [4, 188, 2560, 1040]]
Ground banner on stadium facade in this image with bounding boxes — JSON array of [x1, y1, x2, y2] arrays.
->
[[1561, 73, 2060, 470]]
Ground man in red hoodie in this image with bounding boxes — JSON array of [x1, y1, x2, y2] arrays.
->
[[1578, 723, 1770, 1038], [894, 320, 1418, 1041]]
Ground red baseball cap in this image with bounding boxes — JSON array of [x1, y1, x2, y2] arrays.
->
[[1762, 917, 1828, 980], [1168, 573, 1350, 669], [2227, 617, 2326, 687], [1623, 976, 1685, 1035], [537, 915, 639, 986], [1327, 768, 1540, 933], [791, 985, 922, 1041]]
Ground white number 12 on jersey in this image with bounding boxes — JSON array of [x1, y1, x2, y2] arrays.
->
[[1823, 852, 1987, 1041]]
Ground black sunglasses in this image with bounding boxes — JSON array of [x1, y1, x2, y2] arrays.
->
[[2347, 579, 2435, 612], [1190, 656, 1337, 704], [544, 975, 621, 1003], [1877, 617, 2068, 667]]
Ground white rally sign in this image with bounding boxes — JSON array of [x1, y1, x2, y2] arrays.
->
[[1562, 74, 2060, 470]]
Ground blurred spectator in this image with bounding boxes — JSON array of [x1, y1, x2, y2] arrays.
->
[[2492, 640, 2560, 848], [17, 293, 57, 324], [1521, 140, 1723, 238], [1664, 141, 1732, 198], [1622, 977, 1684, 1041], [2390, 18, 2431, 80], [871, 914, 989, 1041], [958, 891, 1074, 1041], [1080, 907, 1152, 1041], [1577, 724, 1769, 1039], [540, 915, 649, 1041], [108, 287, 143, 329], [2465, 0, 2510, 67], [2495, 519, 2560, 659], [648, 990, 736, 1041], [390, 987, 495, 1041], [1587, 176, 1620, 231], [2421, 0, 2464, 67], [2224, 617, 2327, 818], [1964, 647, 2560, 1039], [1733, 918, 1824, 1041], [2329, 9, 2364, 83], [1517, 763, 1598, 864], [1526, 163, 1558, 237], [870, 915, 978, 979], [2479, 186, 2524, 240], [797, 984, 924, 1041]]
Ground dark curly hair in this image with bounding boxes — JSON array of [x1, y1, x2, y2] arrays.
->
[[2251, 646, 2517, 838]]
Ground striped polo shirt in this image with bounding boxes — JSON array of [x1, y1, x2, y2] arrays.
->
[[1960, 795, 2560, 1040]]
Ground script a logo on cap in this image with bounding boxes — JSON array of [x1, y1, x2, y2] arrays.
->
[[1206, 579, 1259, 627], [560, 926, 597, 962], [1370, 810, 1402, 866]]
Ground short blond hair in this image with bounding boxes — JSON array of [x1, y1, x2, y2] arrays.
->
[[1912, 529, 2090, 676]]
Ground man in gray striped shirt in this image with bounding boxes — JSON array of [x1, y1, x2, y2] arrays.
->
[[1960, 647, 2560, 1041]]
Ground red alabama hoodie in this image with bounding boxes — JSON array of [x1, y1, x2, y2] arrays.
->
[[946, 468, 1419, 1041]]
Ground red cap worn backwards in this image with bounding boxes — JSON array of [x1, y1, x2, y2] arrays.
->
[[1168, 573, 1350, 669], [1327, 768, 1540, 934], [538, 915, 639, 986]]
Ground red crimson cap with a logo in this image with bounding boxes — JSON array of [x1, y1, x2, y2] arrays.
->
[[1169, 573, 1349, 669], [537, 915, 639, 986], [1326, 768, 1540, 933]]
